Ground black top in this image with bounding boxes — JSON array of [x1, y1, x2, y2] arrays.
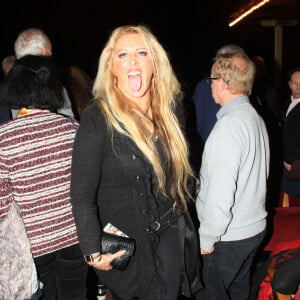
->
[[70, 101, 202, 299]]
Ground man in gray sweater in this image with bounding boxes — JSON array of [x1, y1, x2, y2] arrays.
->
[[196, 52, 270, 300]]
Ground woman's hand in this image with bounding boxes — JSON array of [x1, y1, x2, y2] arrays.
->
[[91, 250, 126, 271]]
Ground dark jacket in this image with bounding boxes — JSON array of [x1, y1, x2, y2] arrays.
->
[[0, 106, 11, 125], [70, 102, 202, 299], [192, 79, 220, 143], [283, 101, 300, 164]]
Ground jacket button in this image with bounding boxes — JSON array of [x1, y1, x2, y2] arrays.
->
[[135, 175, 140, 180], [139, 193, 144, 197], [131, 154, 137, 160]]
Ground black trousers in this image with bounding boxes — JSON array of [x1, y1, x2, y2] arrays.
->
[[272, 248, 300, 294], [196, 231, 265, 300], [34, 244, 88, 300]]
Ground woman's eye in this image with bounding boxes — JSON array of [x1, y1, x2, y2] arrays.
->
[[138, 50, 147, 56], [118, 52, 127, 58]]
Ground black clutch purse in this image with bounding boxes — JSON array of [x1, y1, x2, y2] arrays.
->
[[101, 232, 136, 271]]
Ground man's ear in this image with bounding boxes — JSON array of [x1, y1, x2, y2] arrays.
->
[[41, 47, 52, 57], [41, 47, 47, 56], [221, 79, 228, 91]]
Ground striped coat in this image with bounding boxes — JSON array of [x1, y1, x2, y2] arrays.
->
[[0, 112, 79, 257]]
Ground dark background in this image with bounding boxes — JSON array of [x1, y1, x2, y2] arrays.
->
[[1, 0, 300, 97]]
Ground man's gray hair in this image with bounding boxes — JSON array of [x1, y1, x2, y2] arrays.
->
[[14, 28, 52, 59], [215, 44, 245, 60]]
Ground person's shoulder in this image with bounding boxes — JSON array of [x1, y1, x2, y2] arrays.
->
[[193, 79, 213, 105], [194, 79, 210, 92], [81, 100, 104, 118], [222, 104, 266, 136], [80, 100, 108, 129], [0, 118, 13, 134], [217, 106, 250, 129], [289, 102, 300, 116], [227, 101, 255, 115], [284, 106, 300, 131]]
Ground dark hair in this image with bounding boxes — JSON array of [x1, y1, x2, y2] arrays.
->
[[288, 67, 300, 81], [0, 55, 63, 110]]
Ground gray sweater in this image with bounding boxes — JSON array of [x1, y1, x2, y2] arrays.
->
[[196, 96, 270, 252]]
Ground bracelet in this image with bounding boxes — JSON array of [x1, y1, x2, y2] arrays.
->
[[84, 253, 102, 264]]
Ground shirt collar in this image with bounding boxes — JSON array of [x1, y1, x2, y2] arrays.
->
[[216, 96, 249, 120], [286, 96, 300, 116], [291, 96, 300, 102]]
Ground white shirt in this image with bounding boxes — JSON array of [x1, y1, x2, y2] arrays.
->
[[286, 96, 300, 117]]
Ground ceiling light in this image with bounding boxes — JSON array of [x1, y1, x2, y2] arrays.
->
[[229, 0, 271, 27]]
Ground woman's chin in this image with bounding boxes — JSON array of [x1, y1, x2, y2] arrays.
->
[[126, 88, 148, 99]]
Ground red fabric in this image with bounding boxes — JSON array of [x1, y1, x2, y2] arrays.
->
[[258, 280, 300, 299], [270, 239, 300, 256], [258, 276, 274, 300], [264, 208, 300, 251], [295, 284, 300, 300], [258, 241, 300, 300]]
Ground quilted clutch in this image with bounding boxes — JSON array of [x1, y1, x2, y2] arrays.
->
[[101, 232, 136, 271]]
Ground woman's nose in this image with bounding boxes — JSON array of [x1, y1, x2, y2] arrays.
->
[[129, 54, 137, 65]]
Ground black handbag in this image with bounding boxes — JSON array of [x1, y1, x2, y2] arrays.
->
[[101, 232, 136, 271]]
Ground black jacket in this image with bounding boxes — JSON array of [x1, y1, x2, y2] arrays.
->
[[70, 102, 202, 299], [283, 101, 300, 164]]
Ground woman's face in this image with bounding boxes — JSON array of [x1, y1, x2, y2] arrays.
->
[[112, 33, 154, 101]]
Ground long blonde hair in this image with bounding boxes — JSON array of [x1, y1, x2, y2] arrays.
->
[[93, 25, 193, 210]]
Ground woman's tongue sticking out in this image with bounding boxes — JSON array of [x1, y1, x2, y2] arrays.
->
[[129, 73, 142, 93]]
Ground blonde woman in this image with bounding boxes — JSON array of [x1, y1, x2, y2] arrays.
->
[[70, 25, 202, 300]]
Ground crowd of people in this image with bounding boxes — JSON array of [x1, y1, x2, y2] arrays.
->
[[0, 24, 299, 300]]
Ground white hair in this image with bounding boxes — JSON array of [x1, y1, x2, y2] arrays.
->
[[14, 28, 52, 59]]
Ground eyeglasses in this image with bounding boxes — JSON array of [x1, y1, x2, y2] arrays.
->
[[207, 77, 220, 84], [207, 77, 229, 85]]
